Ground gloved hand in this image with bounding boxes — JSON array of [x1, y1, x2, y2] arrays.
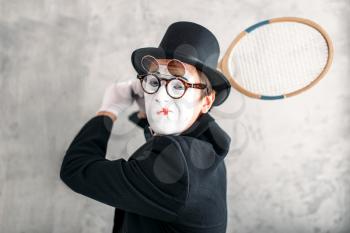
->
[[130, 78, 146, 119], [97, 79, 145, 120]]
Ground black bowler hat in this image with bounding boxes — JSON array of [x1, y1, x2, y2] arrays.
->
[[131, 21, 231, 107]]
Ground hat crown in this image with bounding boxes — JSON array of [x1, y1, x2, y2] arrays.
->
[[158, 21, 220, 69]]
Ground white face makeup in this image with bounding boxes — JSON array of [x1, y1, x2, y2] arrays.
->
[[144, 63, 203, 136]]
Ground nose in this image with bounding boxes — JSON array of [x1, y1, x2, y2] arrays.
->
[[155, 80, 171, 104]]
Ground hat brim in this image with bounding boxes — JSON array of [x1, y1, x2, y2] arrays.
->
[[131, 47, 231, 106]]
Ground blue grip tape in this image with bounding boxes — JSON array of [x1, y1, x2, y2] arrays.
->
[[245, 20, 270, 33], [260, 95, 285, 100]]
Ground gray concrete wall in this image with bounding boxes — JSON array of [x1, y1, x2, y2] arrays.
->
[[0, 0, 349, 233]]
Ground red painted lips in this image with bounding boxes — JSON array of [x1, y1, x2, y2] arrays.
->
[[157, 107, 172, 116]]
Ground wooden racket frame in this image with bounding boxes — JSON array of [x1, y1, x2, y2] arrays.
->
[[218, 17, 334, 100]]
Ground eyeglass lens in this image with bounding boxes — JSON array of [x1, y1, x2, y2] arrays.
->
[[141, 56, 159, 73]]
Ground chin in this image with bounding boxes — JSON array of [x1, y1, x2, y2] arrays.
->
[[150, 122, 185, 135], [153, 126, 177, 135]]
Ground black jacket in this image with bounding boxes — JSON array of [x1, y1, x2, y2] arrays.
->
[[60, 112, 231, 233]]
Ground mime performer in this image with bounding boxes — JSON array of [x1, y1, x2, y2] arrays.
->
[[60, 21, 232, 233]]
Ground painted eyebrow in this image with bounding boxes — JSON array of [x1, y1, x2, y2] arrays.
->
[[173, 76, 190, 82], [155, 71, 190, 82]]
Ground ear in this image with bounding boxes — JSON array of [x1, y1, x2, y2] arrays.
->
[[201, 92, 215, 114]]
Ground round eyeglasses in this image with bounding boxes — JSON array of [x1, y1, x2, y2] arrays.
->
[[136, 73, 207, 99]]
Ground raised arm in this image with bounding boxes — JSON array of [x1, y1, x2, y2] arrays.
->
[[60, 115, 189, 222]]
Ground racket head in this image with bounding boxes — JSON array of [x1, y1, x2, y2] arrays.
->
[[219, 17, 334, 100]]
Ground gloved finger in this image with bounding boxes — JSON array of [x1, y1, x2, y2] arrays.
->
[[131, 79, 146, 115], [135, 95, 146, 113], [130, 79, 144, 98]]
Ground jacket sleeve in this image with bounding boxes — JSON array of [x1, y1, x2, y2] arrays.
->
[[60, 115, 189, 222]]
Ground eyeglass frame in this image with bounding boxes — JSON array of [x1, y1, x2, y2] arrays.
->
[[136, 73, 207, 99]]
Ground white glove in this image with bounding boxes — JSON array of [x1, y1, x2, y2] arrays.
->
[[130, 78, 146, 118], [97, 79, 146, 119], [97, 80, 135, 118]]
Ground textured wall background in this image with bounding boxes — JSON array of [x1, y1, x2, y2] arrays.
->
[[0, 0, 349, 233]]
